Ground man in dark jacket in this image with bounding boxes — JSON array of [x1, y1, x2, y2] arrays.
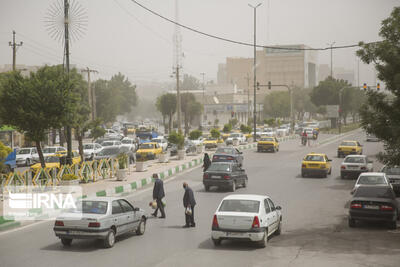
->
[[152, 173, 165, 218], [182, 182, 196, 228]]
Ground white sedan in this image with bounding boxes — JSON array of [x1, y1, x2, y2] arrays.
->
[[211, 194, 282, 247]]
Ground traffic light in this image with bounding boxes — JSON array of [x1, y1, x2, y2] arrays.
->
[[256, 82, 260, 90], [363, 83, 367, 90], [268, 81, 272, 90], [377, 83, 380, 91], [231, 111, 235, 118]]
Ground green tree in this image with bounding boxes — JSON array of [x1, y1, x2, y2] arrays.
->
[[223, 123, 232, 133], [168, 131, 184, 149], [229, 118, 238, 128], [155, 93, 177, 134], [0, 66, 77, 167], [210, 128, 220, 139], [180, 93, 202, 135], [189, 129, 202, 140], [263, 91, 290, 118], [240, 124, 252, 134], [180, 74, 201, 91], [357, 7, 400, 165]]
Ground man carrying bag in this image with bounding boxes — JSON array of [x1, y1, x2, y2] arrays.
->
[[182, 182, 196, 228], [152, 173, 166, 218]]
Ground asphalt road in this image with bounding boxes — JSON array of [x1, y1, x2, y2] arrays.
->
[[1, 130, 399, 267]]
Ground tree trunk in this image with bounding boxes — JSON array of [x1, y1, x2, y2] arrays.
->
[[162, 115, 166, 135], [77, 127, 84, 163], [59, 128, 65, 147], [51, 129, 56, 145], [35, 140, 45, 168], [168, 112, 173, 133], [184, 113, 189, 136]]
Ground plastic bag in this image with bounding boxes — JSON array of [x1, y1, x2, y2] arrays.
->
[[185, 206, 192, 216], [149, 200, 157, 209]]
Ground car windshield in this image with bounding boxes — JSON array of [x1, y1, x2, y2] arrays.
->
[[219, 199, 260, 213], [73, 201, 108, 214], [216, 148, 235, 154], [43, 148, 56, 153], [83, 144, 93, 149], [206, 138, 217, 141], [140, 143, 154, 149], [304, 155, 324, 161], [357, 175, 387, 185], [45, 156, 60, 163], [230, 134, 240, 138], [207, 163, 231, 172], [384, 167, 400, 175], [345, 157, 365, 163], [99, 147, 119, 155], [102, 141, 114, 147], [122, 139, 133, 144], [152, 139, 162, 143], [18, 149, 31, 155], [260, 137, 274, 141], [354, 187, 394, 199], [340, 141, 356, 146]]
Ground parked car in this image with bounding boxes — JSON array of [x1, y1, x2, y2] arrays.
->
[[83, 143, 103, 161], [348, 185, 398, 229], [151, 137, 168, 151], [301, 152, 332, 178], [366, 133, 379, 142], [276, 126, 289, 137], [257, 137, 279, 153], [31, 151, 81, 170], [340, 155, 373, 179], [121, 138, 137, 152], [16, 147, 37, 167], [53, 197, 146, 248], [337, 140, 363, 158], [136, 142, 162, 160], [381, 165, 400, 195], [101, 140, 122, 148], [104, 129, 124, 140], [94, 147, 121, 161], [2, 148, 16, 173], [225, 133, 246, 145], [203, 162, 248, 192], [211, 194, 282, 247], [351, 173, 390, 194], [212, 147, 244, 167]]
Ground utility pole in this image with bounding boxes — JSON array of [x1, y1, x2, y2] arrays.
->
[[176, 66, 182, 132], [244, 73, 251, 123], [8, 31, 23, 71], [82, 67, 98, 120], [200, 72, 205, 127], [327, 41, 335, 78], [173, 0, 182, 133], [249, 3, 262, 142]]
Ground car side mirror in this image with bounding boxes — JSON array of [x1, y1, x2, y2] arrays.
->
[[328, 159, 332, 162], [275, 206, 282, 210], [133, 207, 140, 212]]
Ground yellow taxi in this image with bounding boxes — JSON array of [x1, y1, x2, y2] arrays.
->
[[337, 140, 363, 158], [257, 137, 279, 153], [127, 126, 136, 134], [136, 142, 162, 160], [301, 152, 332, 178], [31, 151, 81, 170], [204, 137, 219, 149]]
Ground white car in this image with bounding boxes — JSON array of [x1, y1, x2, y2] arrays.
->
[[191, 137, 204, 146], [351, 172, 390, 194], [276, 126, 289, 137], [151, 137, 168, 151], [83, 143, 103, 160], [16, 147, 37, 167], [33, 146, 66, 162], [104, 129, 124, 140], [261, 128, 275, 137], [226, 133, 246, 145], [121, 138, 137, 152], [101, 140, 122, 148], [211, 194, 282, 247], [340, 155, 374, 179]]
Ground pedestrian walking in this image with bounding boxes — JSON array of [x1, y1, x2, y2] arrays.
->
[[151, 173, 166, 218], [203, 153, 211, 172], [182, 182, 196, 228]]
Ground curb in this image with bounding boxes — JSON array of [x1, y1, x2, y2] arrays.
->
[[0, 216, 21, 232]]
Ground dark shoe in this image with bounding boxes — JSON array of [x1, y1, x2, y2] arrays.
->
[[190, 224, 196, 227], [182, 225, 190, 228], [151, 213, 157, 217], [159, 216, 166, 219]]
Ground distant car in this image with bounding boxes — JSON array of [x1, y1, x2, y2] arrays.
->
[[121, 138, 137, 152], [261, 128, 275, 137], [203, 162, 248, 192], [191, 137, 204, 146], [381, 165, 400, 195], [340, 155, 373, 179], [257, 137, 279, 153], [337, 140, 363, 158], [276, 126, 289, 137], [204, 137, 218, 149], [16, 147, 37, 167], [83, 143, 103, 161], [94, 147, 121, 161], [351, 173, 390, 194], [169, 140, 196, 156], [225, 133, 246, 145], [366, 133, 379, 142], [101, 140, 122, 148], [104, 129, 124, 140], [212, 147, 243, 167], [211, 194, 282, 247], [136, 142, 162, 160], [33, 146, 66, 163], [151, 137, 168, 151], [348, 185, 398, 229], [53, 197, 146, 248], [301, 152, 332, 178]]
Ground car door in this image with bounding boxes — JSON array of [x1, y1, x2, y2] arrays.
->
[[267, 198, 279, 232], [365, 156, 373, 171], [324, 155, 331, 171], [263, 198, 274, 231], [111, 200, 127, 234], [118, 199, 136, 231], [357, 142, 362, 154], [231, 164, 240, 183]]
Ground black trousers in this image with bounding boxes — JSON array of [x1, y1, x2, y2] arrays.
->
[[154, 198, 165, 217], [185, 205, 195, 226]]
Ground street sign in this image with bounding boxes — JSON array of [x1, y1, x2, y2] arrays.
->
[[326, 105, 339, 118]]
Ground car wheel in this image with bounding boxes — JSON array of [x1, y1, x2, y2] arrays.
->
[[301, 172, 306, 178], [348, 218, 356, 228], [204, 185, 210, 192], [230, 181, 236, 192], [328, 168, 332, 175], [61, 238, 72, 246], [340, 173, 345, 179], [104, 229, 116, 248], [26, 158, 31, 166], [136, 218, 146, 235], [212, 238, 221, 246], [337, 153, 341, 158], [258, 229, 268, 248], [91, 153, 94, 160], [243, 179, 248, 188], [389, 220, 397, 230], [322, 172, 327, 178]]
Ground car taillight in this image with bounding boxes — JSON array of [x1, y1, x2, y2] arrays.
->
[[381, 205, 394, 211], [350, 203, 362, 209], [352, 149, 356, 151], [227, 156, 234, 160], [252, 216, 260, 228], [54, 220, 64, 226], [88, 222, 101, 227], [203, 173, 209, 179], [223, 174, 230, 179], [213, 156, 218, 160], [360, 167, 367, 170], [212, 215, 219, 228], [302, 164, 306, 168], [341, 165, 346, 169]]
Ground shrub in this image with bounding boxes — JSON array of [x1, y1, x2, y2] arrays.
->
[[210, 128, 220, 139], [222, 123, 232, 133], [168, 131, 185, 149], [240, 124, 252, 134], [117, 153, 128, 169], [189, 130, 202, 140]]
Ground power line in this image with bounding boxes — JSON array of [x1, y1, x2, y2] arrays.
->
[[129, 0, 380, 51]]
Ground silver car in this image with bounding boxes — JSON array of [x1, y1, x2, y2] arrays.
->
[[53, 197, 147, 248], [340, 155, 373, 179], [381, 165, 400, 195]]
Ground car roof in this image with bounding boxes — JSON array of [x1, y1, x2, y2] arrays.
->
[[345, 155, 366, 158], [305, 152, 326, 157], [83, 197, 124, 202], [223, 194, 268, 201], [341, 140, 357, 143], [358, 172, 385, 177]]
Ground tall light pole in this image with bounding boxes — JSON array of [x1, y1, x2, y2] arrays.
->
[[249, 2, 262, 142], [327, 41, 335, 78], [200, 72, 205, 128], [338, 86, 348, 134]]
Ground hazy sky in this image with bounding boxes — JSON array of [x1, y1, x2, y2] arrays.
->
[[0, 0, 398, 86]]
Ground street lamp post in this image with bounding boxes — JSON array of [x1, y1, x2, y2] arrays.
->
[[327, 41, 336, 78], [338, 86, 347, 134], [248, 2, 262, 142]]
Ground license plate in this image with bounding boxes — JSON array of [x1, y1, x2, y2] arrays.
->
[[348, 166, 359, 169], [67, 230, 86, 235], [363, 205, 379, 210], [226, 232, 244, 237], [211, 175, 220, 179]]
